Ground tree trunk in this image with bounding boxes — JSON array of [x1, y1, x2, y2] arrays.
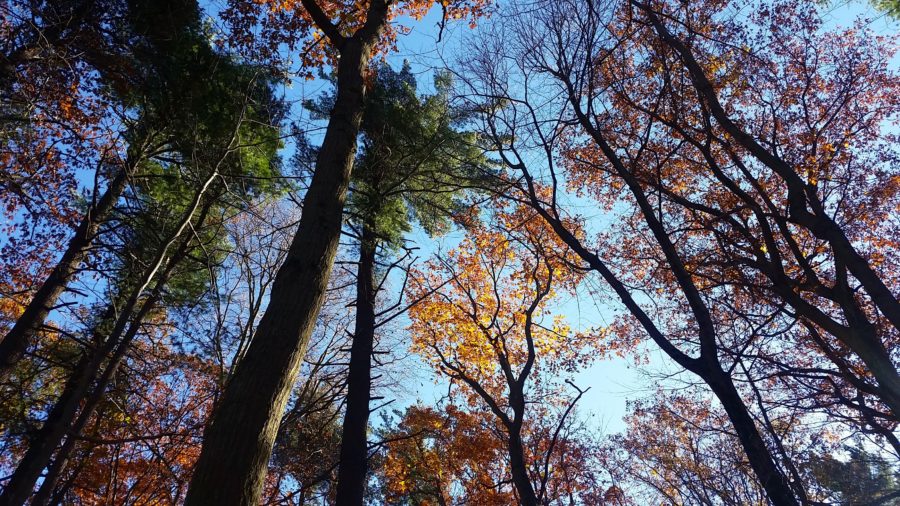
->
[[507, 428, 538, 506], [0, 164, 133, 378], [0, 292, 159, 506], [522, 195, 801, 506], [705, 365, 800, 506], [184, 33, 384, 506], [0, 177, 213, 505], [30, 297, 156, 506], [335, 224, 377, 506]]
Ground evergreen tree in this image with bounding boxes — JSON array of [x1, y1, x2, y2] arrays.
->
[[305, 62, 492, 505], [808, 446, 900, 505]]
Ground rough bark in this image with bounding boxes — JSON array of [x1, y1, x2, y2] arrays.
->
[[184, 9, 388, 501], [334, 224, 377, 506]]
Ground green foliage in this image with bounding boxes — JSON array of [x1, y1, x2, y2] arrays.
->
[[305, 62, 494, 250], [806, 446, 900, 505], [109, 0, 284, 308], [352, 62, 492, 248], [120, 0, 284, 198], [873, 0, 900, 17]]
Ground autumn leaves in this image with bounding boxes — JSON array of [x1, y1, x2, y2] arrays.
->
[[1, 0, 899, 504]]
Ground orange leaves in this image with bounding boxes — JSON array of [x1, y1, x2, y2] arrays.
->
[[379, 405, 513, 505], [407, 199, 591, 401], [65, 346, 218, 504], [221, 0, 491, 77]]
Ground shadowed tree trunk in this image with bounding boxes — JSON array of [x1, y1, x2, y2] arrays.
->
[[507, 428, 538, 506], [184, 4, 389, 502], [334, 223, 377, 506], [632, 1, 900, 415], [0, 179, 215, 506]]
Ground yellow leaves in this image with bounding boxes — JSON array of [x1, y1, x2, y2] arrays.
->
[[406, 199, 590, 399], [706, 55, 726, 75]]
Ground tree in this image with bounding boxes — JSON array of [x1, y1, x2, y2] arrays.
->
[[606, 391, 774, 506], [301, 61, 491, 505], [0, 0, 281, 378], [375, 403, 617, 506], [806, 445, 900, 505], [452, 0, 900, 501], [0, 0, 283, 499], [405, 202, 606, 505], [185, 1, 490, 503]]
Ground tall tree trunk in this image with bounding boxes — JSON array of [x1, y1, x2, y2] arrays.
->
[[30, 296, 157, 506], [520, 189, 801, 505], [0, 163, 135, 378], [0, 293, 160, 506], [334, 224, 377, 506], [184, 26, 387, 504]]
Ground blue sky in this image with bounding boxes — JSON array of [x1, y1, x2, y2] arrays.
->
[[195, 0, 900, 437], [365, 0, 900, 436]]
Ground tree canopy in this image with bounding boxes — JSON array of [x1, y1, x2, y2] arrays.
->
[[0, 0, 898, 504]]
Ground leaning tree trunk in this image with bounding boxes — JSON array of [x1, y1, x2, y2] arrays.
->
[[0, 184, 213, 506], [8, 294, 159, 506], [30, 296, 157, 506], [184, 27, 387, 505], [704, 365, 800, 506], [521, 190, 801, 506], [0, 162, 136, 379], [334, 223, 377, 506]]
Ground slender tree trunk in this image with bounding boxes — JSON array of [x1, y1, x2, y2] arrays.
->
[[184, 31, 386, 505], [30, 295, 157, 506], [521, 192, 801, 505], [335, 224, 377, 506], [0, 293, 159, 506], [0, 172, 214, 505], [0, 164, 134, 378]]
